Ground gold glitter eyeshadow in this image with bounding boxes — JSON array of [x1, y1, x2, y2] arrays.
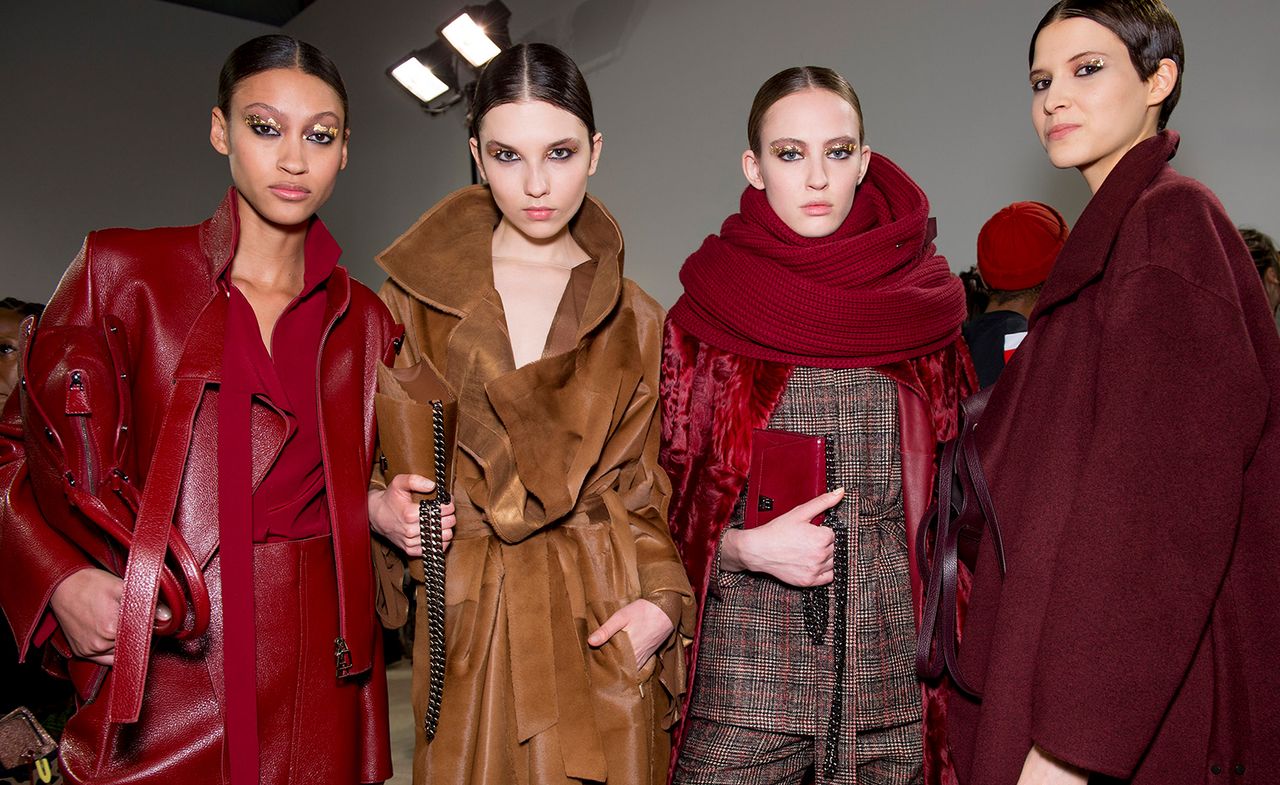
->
[[245, 114, 281, 130], [770, 144, 802, 157], [825, 143, 860, 156], [312, 123, 340, 137]]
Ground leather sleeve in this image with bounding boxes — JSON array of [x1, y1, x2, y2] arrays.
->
[[368, 279, 410, 629], [0, 238, 98, 659]]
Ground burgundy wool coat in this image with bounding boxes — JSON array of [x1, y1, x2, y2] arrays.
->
[[948, 132, 1280, 784], [660, 320, 976, 784]]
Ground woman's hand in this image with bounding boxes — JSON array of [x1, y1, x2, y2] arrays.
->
[[367, 473, 457, 557], [49, 567, 171, 666], [1016, 746, 1088, 785], [720, 488, 844, 587], [587, 598, 675, 670]]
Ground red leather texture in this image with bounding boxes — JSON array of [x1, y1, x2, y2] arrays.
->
[[0, 189, 397, 784], [744, 429, 826, 529]]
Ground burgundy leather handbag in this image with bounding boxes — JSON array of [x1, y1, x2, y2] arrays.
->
[[914, 387, 1005, 698], [18, 315, 210, 705]]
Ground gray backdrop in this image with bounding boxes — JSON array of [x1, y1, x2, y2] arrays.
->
[[3, 0, 1277, 306]]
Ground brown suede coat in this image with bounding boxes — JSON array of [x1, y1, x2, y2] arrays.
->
[[372, 186, 695, 785]]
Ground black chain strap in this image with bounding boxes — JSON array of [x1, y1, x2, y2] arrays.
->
[[820, 435, 848, 778], [419, 400, 451, 741]]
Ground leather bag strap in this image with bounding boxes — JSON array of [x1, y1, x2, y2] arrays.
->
[[107, 378, 203, 724], [914, 387, 1005, 698]]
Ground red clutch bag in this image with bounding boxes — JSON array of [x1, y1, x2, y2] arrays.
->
[[745, 428, 827, 529]]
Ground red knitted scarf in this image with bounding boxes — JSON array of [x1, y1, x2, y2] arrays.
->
[[668, 154, 966, 368]]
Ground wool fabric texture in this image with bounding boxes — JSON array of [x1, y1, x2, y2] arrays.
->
[[976, 201, 1069, 291], [668, 154, 965, 368]]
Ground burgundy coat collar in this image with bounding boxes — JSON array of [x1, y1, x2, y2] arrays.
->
[[1031, 131, 1180, 327], [176, 188, 349, 384]]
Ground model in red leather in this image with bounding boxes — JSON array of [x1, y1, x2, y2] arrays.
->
[[0, 36, 399, 785]]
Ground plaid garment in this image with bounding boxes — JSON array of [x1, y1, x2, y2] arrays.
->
[[674, 715, 923, 785], [688, 367, 921, 741]]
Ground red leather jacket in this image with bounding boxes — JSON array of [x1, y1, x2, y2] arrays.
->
[[659, 319, 975, 785], [0, 190, 397, 782]]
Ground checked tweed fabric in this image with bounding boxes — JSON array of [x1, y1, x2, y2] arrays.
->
[[687, 367, 921, 774]]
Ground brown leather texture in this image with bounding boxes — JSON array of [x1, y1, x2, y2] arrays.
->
[[0, 707, 56, 769], [744, 428, 827, 528], [0, 189, 397, 784], [373, 186, 695, 785]]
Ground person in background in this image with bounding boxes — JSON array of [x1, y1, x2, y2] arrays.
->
[[1240, 226, 1280, 317], [962, 202, 1069, 388], [0, 298, 43, 413], [958, 267, 990, 325]]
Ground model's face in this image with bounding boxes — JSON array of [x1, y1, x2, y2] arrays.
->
[[210, 67, 348, 228], [743, 88, 870, 238], [0, 310, 24, 413], [470, 101, 602, 242], [1030, 17, 1175, 192]]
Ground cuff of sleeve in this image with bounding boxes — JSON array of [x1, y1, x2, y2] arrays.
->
[[644, 590, 685, 630], [712, 526, 748, 598]]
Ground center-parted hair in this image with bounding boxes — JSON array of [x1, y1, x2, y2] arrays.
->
[[747, 67, 866, 154], [1030, 0, 1184, 130], [217, 34, 350, 127], [468, 43, 596, 139]]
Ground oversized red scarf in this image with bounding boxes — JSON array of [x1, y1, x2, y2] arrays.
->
[[668, 153, 965, 368]]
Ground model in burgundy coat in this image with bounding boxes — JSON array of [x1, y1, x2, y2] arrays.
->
[[948, 130, 1280, 782]]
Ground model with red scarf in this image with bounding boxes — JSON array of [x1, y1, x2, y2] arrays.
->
[[0, 36, 443, 785], [662, 67, 974, 785]]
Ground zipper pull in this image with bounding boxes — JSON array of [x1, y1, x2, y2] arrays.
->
[[334, 637, 352, 677], [66, 369, 91, 416]]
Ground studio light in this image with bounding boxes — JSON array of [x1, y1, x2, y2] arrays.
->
[[441, 13, 501, 67], [387, 40, 461, 112], [387, 0, 510, 115], [390, 57, 449, 103]]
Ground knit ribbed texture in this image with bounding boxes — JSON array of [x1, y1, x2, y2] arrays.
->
[[669, 154, 965, 368]]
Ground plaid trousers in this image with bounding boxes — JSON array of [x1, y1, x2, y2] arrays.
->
[[685, 368, 921, 778], [674, 715, 923, 785]]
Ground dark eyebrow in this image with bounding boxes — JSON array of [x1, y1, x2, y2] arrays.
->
[[485, 137, 581, 152]]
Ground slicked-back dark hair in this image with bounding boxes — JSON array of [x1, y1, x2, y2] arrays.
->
[[1031, 0, 1184, 130], [747, 66, 865, 154], [468, 43, 595, 139], [217, 34, 350, 127]]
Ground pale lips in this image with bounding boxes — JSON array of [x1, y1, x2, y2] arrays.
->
[[269, 183, 312, 201], [802, 201, 834, 217], [1046, 123, 1080, 142], [523, 206, 556, 221]]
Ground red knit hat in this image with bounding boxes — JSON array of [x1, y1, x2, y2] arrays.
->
[[976, 201, 1069, 291]]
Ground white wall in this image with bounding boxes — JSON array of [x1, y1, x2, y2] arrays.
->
[[3, 0, 1278, 307]]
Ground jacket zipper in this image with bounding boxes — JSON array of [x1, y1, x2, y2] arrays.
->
[[315, 288, 352, 677]]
